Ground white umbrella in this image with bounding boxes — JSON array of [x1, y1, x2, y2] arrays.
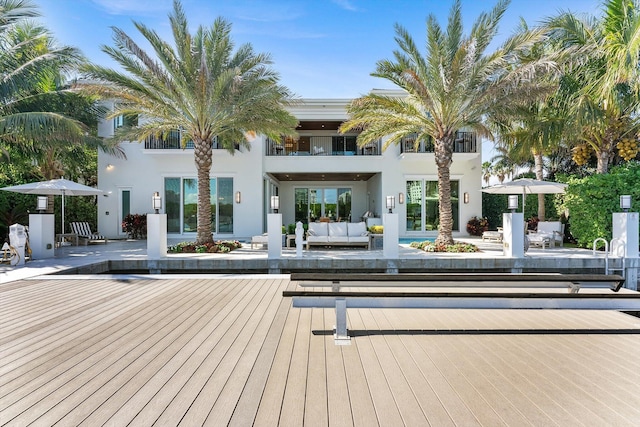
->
[[481, 178, 567, 214], [1, 178, 103, 234]]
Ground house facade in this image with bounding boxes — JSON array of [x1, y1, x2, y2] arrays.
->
[[96, 90, 483, 241]]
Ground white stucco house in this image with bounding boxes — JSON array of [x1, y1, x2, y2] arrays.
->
[[96, 90, 483, 241]]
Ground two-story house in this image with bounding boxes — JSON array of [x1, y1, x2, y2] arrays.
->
[[96, 90, 482, 241]]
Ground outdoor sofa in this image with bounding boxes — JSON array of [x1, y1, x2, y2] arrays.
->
[[306, 221, 370, 249]]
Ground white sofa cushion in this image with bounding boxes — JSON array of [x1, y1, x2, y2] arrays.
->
[[308, 222, 328, 236], [328, 222, 349, 243], [329, 222, 348, 236], [347, 221, 368, 237], [348, 236, 370, 244]]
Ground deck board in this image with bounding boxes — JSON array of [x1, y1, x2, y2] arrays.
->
[[2, 277, 640, 426]]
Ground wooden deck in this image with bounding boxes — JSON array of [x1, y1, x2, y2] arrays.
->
[[2, 276, 640, 426]]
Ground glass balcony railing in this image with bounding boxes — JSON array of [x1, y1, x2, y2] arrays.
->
[[266, 137, 381, 156]]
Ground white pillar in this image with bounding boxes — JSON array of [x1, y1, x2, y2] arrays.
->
[[147, 214, 167, 259], [29, 214, 55, 259], [295, 221, 304, 258], [383, 213, 399, 259], [268, 213, 282, 259], [612, 212, 639, 290], [503, 212, 525, 258]]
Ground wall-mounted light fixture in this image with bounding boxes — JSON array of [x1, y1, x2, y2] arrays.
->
[[398, 192, 405, 204], [508, 195, 519, 212], [152, 191, 162, 214], [463, 192, 469, 204], [620, 195, 632, 212], [106, 164, 114, 170], [37, 196, 47, 212], [386, 195, 396, 213], [235, 191, 241, 204], [270, 195, 280, 213]]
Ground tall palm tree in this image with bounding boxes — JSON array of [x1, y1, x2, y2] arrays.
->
[[481, 161, 493, 186], [81, 0, 298, 244], [340, 0, 555, 245], [546, 0, 640, 173], [0, 0, 95, 149]]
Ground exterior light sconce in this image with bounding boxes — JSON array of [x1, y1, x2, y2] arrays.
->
[[106, 164, 114, 170], [463, 192, 469, 204], [152, 191, 162, 214], [398, 192, 405, 204], [508, 195, 519, 212], [620, 195, 632, 212], [235, 191, 241, 204], [270, 195, 280, 213], [386, 195, 396, 213], [37, 196, 47, 212]]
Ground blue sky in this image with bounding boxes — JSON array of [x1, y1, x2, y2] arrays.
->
[[38, 0, 601, 99]]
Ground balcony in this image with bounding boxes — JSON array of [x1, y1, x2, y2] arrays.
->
[[266, 136, 381, 156], [144, 132, 239, 150], [399, 132, 477, 154]]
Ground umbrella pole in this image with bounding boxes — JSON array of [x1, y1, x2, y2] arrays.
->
[[62, 190, 65, 235]]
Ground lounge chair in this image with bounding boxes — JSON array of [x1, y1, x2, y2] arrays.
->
[[69, 222, 107, 245], [481, 228, 503, 243], [529, 221, 564, 248], [251, 233, 269, 249]]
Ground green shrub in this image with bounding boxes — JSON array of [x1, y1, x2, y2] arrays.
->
[[466, 216, 488, 236], [563, 162, 640, 247]]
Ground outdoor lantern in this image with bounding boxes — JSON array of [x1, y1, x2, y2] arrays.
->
[[508, 195, 519, 212], [464, 192, 469, 204], [36, 196, 47, 212], [620, 195, 632, 212], [152, 191, 162, 214], [398, 192, 405, 204], [235, 191, 241, 204], [386, 195, 395, 213], [270, 195, 280, 213]]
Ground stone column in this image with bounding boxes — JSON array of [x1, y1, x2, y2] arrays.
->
[[383, 213, 399, 259], [147, 213, 167, 259], [29, 214, 55, 259], [503, 212, 525, 258], [268, 213, 282, 259]]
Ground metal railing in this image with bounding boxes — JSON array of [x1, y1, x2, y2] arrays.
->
[[400, 132, 477, 154], [144, 132, 239, 150]]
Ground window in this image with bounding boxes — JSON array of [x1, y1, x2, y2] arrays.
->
[[165, 177, 234, 234], [295, 188, 352, 223], [405, 180, 459, 232]]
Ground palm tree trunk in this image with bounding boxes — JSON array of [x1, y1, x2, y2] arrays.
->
[[194, 137, 214, 244], [534, 152, 545, 221], [596, 150, 609, 174], [434, 137, 454, 246]]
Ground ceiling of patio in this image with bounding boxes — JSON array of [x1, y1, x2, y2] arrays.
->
[[296, 120, 345, 131], [270, 172, 376, 182]]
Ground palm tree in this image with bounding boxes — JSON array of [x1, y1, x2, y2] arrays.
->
[[0, 0, 96, 150], [481, 161, 493, 186], [340, 0, 555, 245], [546, 0, 640, 173], [81, 0, 298, 244]]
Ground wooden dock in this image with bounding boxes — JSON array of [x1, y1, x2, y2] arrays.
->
[[2, 276, 640, 426]]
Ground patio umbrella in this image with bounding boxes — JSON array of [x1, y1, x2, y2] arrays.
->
[[0, 178, 103, 235], [481, 178, 567, 214]]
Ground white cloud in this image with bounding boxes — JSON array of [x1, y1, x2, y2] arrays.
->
[[90, 0, 172, 16], [331, 0, 357, 12]]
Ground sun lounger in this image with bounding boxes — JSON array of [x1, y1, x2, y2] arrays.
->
[[69, 222, 107, 245]]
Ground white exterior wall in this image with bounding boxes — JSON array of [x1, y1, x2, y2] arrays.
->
[[97, 92, 483, 240]]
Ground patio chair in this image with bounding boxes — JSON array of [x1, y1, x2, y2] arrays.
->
[[69, 222, 107, 245], [251, 233, 269, 249], [481, 228, 503, 243], [529, 221, 564, 248]]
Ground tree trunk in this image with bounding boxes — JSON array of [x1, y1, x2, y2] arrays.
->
[[434, 136, 454, 246], [534, 152, 545, 221], [596, 149, 609, 174], [194, 137, 214, 244]]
